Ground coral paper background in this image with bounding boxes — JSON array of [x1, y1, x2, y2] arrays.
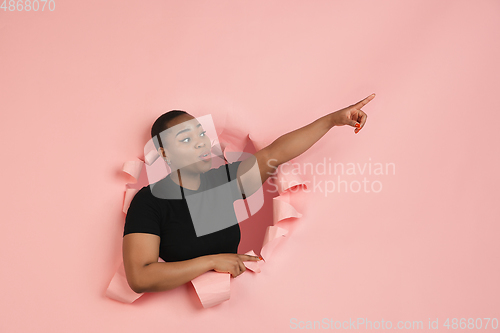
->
[[1, 1, 499, 332]]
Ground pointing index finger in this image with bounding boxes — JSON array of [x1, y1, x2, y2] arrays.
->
[[240, 254, 262, 261], [354, 93, 376, 108]]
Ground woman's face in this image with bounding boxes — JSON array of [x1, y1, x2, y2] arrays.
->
[[160, 114, 212, 174]]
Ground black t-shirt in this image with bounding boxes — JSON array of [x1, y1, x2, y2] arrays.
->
[[123, 160, 244, 262]]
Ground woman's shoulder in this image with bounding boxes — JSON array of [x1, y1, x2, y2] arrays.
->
[[135, 185, 153, 196], [206, 160, 242, 176], [148, 176, 185, 200], [129, 185, 157, 205], [202, 160, 243, 188]]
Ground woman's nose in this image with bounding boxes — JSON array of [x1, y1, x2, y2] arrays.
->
[[194, 133, 210, 148], [195, 139, 206, 148]]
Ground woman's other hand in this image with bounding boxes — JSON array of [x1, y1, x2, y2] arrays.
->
[[210, 253, 262, 278], [330, 93, 375, 133]]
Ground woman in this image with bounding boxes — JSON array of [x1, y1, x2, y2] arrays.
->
[[122, 93, 374, 294]]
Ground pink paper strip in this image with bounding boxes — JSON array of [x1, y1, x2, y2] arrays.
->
[[122, 160, 143, 183], [105, 261, 143, 303], [275, 162, 308, 194], [273, 195, 303, 226]]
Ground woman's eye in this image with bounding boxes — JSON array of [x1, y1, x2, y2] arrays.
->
[[180, 131, 205, 143]]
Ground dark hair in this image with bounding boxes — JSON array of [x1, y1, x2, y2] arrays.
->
[[151, 110, 191, 150]]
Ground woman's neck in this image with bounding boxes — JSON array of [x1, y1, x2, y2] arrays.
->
[[169, 169, 201, 190]]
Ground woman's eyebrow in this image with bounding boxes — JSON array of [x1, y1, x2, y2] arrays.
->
[[175, 123, 202, 137]]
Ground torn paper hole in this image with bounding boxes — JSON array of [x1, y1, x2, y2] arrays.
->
[[107, 114, 309, 308]]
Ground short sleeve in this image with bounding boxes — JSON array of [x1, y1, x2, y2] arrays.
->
[[123, 187, 162, 237]]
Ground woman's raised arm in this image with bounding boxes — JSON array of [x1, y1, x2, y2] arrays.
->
[[261, 93, 374, 172], [237, 93, 375, 193]]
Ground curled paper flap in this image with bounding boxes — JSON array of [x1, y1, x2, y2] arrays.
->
[[260, 225, 288, 261], [108, 120, 310, 308], [191, 271, 231, 308], [259, 166, 309, 260], [187, 250, 262, 308], [122, 161, 143, 183], [217, 115, 250, 162], [191, 251, 264, 309], [273, 195, 303, 226], [275, 162, 308, 194], [144, 148, 160, 166], [243, 249, 262, 273], [218, 121, 249, 154], [106, 262, 143, 303]]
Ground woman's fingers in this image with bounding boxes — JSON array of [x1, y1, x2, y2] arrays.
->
[[358, 111, 367, 128], [239, 254, 262, 261], [353, 95, 372, 133], [231, 257, 245, 278], [226, 254, 261, 278], [212, 253, 262, 277], [355, 111, 367, 133], [237, 260, 246, 277], [353, 93, 375, 109]]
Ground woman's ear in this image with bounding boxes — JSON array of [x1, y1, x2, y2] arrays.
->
[[159, 147, 173, 164], [158, 147, 166, 158]]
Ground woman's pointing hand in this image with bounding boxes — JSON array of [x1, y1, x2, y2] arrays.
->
[[330, 93, 375, 133], [210, 253, 262, 278]]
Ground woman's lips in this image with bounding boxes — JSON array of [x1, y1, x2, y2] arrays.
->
[[199, 151, 211, 161]]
